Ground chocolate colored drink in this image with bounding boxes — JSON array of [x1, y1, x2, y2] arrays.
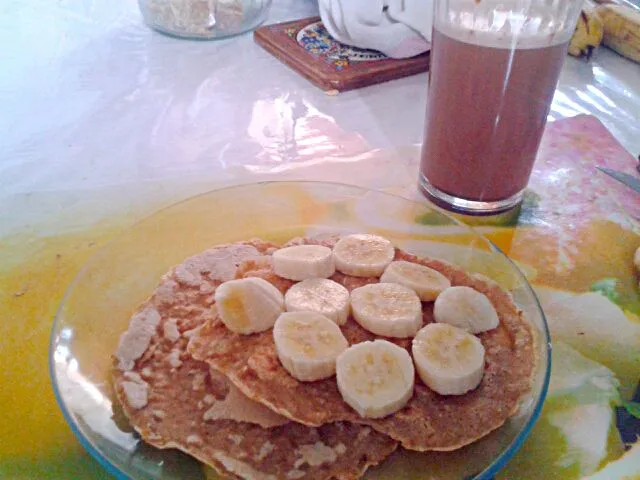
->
[[420, 24, 569, 205]]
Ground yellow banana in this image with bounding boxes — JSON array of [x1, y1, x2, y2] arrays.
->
[[569, 3, 605, 59], [597, 3, 640, 64]]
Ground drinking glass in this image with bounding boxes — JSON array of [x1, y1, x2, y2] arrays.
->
[[419, 0, 583, 214]]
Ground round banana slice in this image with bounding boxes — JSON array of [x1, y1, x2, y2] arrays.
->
[[284, 278, 350, 326], [272, 245, 335, 281], [433, 286, 499, 333], [215, 277, 284, 334], [332, 234, 395, 277], [350, 283, 422, 338], [273, 311, 349, 382], [380, 260, 451, 301], [336, 339, 415, 418], [412, 323, 485, 395]]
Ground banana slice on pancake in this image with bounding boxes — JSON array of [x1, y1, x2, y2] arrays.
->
[[412, 323, 485, 395], [336, 340, 415, 419], [273, 244, 335, 281], [434, 286, 499, 333], [284, 278, 351, 326], [350, 283, 422, 338], [273, 311, 349, 382], [332, 234, 395, 277], [380, 260, 451, 301], [215, 277, 284, 334]]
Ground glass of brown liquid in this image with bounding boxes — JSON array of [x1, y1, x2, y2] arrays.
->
[[419, 0, 583, 214]]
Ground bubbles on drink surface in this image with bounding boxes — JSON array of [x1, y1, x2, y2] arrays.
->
[[438, 0, 583, 48]]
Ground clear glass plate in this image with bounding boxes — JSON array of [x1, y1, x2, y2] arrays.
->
[[50, 181, 551, 480]]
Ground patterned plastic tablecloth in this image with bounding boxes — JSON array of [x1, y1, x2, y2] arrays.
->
[[1, 0, 639, 479]]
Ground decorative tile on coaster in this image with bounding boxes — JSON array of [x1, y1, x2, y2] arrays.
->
[[254, 17, 430, 92]]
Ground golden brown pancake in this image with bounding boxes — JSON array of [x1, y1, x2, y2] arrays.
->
[[112, 241, 398, 480], [187, 236, 537, 452]]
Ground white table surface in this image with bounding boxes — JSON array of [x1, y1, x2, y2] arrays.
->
[[2, 0, 639, 213]]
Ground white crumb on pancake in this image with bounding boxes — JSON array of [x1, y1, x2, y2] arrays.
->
[[124, 371, 144, 382], [163, 318, 180, 342], [192, 372, 206, 391], [122, 380, 148, 409], [212, 452, 277, 480], [255, 442, 274, 461], [167, 349, 182, 368], [182, 326, 202, 339], [155, 279, 178, 306], [294, 442, 339, 468], [204, 371, 289, 428], [115, 307, 161, 371], [286, 469, 306, 479], [186, 434, 203, 445], [174, 245, 261, 287]]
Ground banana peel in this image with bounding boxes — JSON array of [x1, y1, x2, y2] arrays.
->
[[596, 3, 640, 64], [569, 4, 605, 59]]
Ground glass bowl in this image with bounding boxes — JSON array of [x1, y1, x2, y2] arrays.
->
[[138, 0, 272, 40], [50, 181, 551, 480]]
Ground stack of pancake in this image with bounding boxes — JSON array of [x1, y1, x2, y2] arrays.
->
[[113, 236, 536, 479]]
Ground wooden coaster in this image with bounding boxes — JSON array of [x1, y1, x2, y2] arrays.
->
[[254, 17, 430, 92]]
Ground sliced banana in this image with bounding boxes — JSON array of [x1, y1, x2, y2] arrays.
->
[[336, 339, 415, 418], [284, 278, 350, 326], [380, 260, 451, 301], [350, 283, 422, 338], [273, 311, 349, 382], [272, 245, 335, 281], [412, 323, 485, 395], [433, 286, 499, 333], [332, 234, 395, 277], [215, 277, 284, 334]]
